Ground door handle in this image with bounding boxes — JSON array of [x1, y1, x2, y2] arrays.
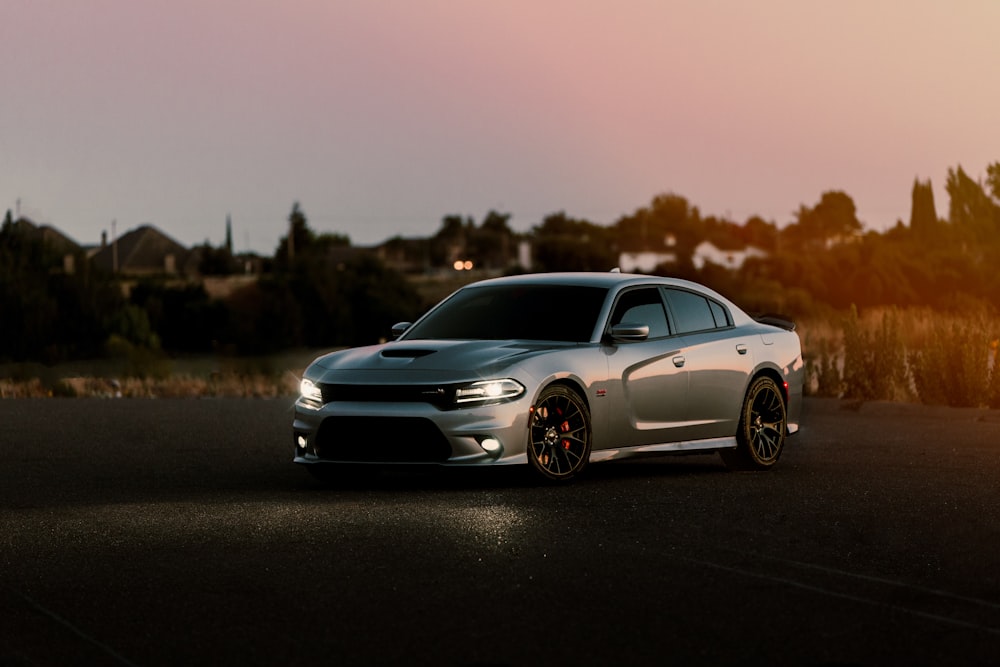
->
[[672, 355, 686, 367], [736, 344, 748, 355]]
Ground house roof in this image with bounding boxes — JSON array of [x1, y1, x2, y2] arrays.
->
[[4, 218, 82, 255], [90, 224, 192, 274], [36, 224, 82, 255]]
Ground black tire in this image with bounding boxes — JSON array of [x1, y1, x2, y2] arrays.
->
[[526, 385, 592, 482], [720, 376, 787, 471]]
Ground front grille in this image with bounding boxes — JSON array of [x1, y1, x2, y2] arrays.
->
[[314, 417, 452, 463], [319, 383, 456, 409]]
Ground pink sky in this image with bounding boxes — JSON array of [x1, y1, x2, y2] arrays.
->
[[3, 0, 998, 253]]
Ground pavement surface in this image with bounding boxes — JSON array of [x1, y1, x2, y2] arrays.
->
[[1, 397, 999, 666]]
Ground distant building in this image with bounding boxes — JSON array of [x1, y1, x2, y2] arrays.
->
[[618, 251, 677, 273], [3, 217, 83, 273], [36, 224, 82, 257], [517, 239, 532, 271], [3, 216, 80, 252], [90, 224, 197, 276], [691, 240, 767, 271]]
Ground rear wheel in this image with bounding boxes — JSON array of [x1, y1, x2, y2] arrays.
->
[[527, 385, 592, 482], [721, 376, 787, 471]]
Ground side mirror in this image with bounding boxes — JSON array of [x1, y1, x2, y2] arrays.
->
[[609, 322, 650, 342], [390, 322, 412, 339]]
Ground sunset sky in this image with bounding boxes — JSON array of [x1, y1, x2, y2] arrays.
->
[[3, 0, 998, 254]]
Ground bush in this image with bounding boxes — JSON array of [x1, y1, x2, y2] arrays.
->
[[910, 317, 992, 408], [103, 334, 171, 380], [809, 337, 842, 397], [841, 306, 904, 401], [988, 340, 1000, 409]]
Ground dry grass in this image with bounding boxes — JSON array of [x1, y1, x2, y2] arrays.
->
[[0, 372, 301, 399], [799, 306, 1000, 407], [0, 350, 325, 399]]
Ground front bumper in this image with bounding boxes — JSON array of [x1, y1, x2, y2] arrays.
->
[[292, 396, 532, 467]]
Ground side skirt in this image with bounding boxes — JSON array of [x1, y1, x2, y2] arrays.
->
[[589, 436, 737, 463]]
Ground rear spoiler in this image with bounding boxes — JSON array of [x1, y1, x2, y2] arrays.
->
[[753, 314, 796, 332]]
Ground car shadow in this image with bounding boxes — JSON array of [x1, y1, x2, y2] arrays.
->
[[296, 453, 731, 493]]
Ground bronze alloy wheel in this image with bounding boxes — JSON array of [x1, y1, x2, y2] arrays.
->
[[527, 385, 592, 481], [721, 376, 787, 471]]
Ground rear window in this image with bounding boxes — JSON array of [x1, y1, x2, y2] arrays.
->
[[404, 284, 609, 342], [665, 289, 717, 334], [709, 300, 731, 328]]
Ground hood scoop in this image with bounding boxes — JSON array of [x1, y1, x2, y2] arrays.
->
[[380, 348, 437, 359]]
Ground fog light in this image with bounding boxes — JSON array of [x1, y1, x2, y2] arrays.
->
[[480, 437, 501, 453], [297, 435, 307, 448]]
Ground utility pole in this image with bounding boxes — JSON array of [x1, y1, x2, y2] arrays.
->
[[112, 219, 119, 274]]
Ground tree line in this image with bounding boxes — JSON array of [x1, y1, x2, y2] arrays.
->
[[1, 161, 998, 365], [525, 163, 1000, 318], [0, 203, 421, 363]]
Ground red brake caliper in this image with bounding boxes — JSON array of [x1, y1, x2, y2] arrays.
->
[[559, 411, 571, 449]]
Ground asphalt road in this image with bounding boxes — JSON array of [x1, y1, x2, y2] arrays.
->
[[1, 397, 999, 666]]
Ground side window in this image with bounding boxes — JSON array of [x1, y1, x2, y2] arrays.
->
[[609, 288, 670, 338], [664, 289, 716, 334]]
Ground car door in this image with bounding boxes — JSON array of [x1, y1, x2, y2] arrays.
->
[[601, 287, 693, 448], [662, 288, 755, 440]]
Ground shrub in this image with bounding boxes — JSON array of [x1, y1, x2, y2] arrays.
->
[[987, 340, 1000, 409], [103, 334, 171, 380], [910, 317, 991, 408], [49, 379, 78, 397], [841, 306, 904, 401], [804, 336, 842, 397]]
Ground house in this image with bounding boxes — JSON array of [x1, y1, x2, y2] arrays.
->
[[691, 240, 767, 271], [617, 251, 677, 274], [35, 223, 81, 257], [89, 224, 196, 276], [2, 217, 83, 273]]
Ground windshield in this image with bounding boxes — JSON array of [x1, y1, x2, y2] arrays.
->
[[403, 284, 609, 343]]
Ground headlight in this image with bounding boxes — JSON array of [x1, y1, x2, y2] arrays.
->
[[299, 378, 323, 406], [454, 379, 525, 405]]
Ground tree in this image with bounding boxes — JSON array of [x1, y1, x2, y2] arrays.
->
[[468, 210, 516, 269], [909, 178, 939, 237], [616, 193, 700, 252], [533, 212, 617, 272], [987, 162, 1000, 202], [481, 210, 512, 234], [0, 218, 123, 361], [805, 191, 862, 240], [946, 165, 998, 233], [741, 216, 778, 252], [197, 241, 237, 275], [274, 202, 316, 269], [429, 214, 472, 267]]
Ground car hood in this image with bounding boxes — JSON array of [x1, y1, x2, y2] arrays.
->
[[309, 339, 574, 380]]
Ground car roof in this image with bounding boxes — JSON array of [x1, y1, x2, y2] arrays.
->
[[464, 271, 711, 292]]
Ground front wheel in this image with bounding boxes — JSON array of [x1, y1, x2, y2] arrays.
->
[[720, 376, 787, 471], [526, 385, 592, 482]]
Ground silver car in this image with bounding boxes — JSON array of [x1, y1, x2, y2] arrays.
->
[[293, 272, 803, 482]]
